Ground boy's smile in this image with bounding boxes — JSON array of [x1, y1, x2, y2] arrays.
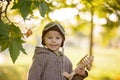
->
[[43, 30, 63, 53]]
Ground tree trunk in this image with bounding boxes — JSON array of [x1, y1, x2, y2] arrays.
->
[[0, 6, 2, 20], [89, 5, 94, 56]]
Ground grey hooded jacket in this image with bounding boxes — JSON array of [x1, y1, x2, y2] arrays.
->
[[27, 47, 88, 80]]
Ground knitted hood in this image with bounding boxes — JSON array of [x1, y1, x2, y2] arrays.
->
[[41, 22, 65, 47], [33, 46, 63, 58]]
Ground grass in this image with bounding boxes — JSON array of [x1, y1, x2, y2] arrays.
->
[[0, 46, 120, 80], [65, 47, 120, 80], [0, 65, 28, 80]]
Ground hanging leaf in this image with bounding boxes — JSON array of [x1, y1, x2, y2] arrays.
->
[[9, 38, 27, 63], [39, 1, 50, 17], [0, 21, 10, 52], [9, 38, 20, 63], [11, 1, 19, 9], [0, 36, 9, 51], [16, 38, 27, 55], [17, 0, 32, 20], [22, 1, 32, 19], [33, 0, 40, 8], [0, 21, 27, 63], [0, 21, 9, 38], [9, 24, 23, 38]]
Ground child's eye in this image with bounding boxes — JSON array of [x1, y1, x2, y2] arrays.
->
[[56, 37, 60, 39], [48, 37, 52, 39]]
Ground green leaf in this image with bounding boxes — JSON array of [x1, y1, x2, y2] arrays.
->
[[1, 23, 27, 63], [9, 38, 20, 63], [39, 2, 49, 17], [18, 0, 32, 20], [0, 21, 9, 38], [0, 36, 9, 51], [33, 1, 40, 8], [9, 38, 27, 63], [16, 38, 27, 55], [11, 1, 19, 9], [0, 21, 10, 52], [9, 24, 23, 38]]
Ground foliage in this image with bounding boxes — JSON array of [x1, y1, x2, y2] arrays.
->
[[0, 21, 27, 63], [11, 0, 51, 19], [0, 0, 51, 63], [0, 0, 120, 63]]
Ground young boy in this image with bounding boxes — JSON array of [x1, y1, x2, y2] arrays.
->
[[27, 22, 92, 80]]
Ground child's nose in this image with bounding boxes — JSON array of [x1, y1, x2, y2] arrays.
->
[[52, 38, 56, 42]]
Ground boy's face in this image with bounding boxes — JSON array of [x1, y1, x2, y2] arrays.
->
[[43, 30, 63, 53]]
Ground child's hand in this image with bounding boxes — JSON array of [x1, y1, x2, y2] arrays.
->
[[63, 55, 94, 80], [75, 68, 86, 76]]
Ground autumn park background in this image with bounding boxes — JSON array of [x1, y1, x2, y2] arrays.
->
[[0, 0, 120, 80]]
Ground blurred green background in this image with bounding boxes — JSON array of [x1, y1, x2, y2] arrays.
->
[[0, 0, 120, 80], [0, 45, 120, 80]]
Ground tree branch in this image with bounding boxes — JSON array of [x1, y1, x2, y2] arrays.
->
[[0, 0, 13, 23]]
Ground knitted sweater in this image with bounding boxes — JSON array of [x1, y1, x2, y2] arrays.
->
[[27, 47, 88, 80]]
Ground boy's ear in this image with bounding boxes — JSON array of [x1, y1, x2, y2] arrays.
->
[[42, 38, 45, 46], [43, 39, 45, 45]]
